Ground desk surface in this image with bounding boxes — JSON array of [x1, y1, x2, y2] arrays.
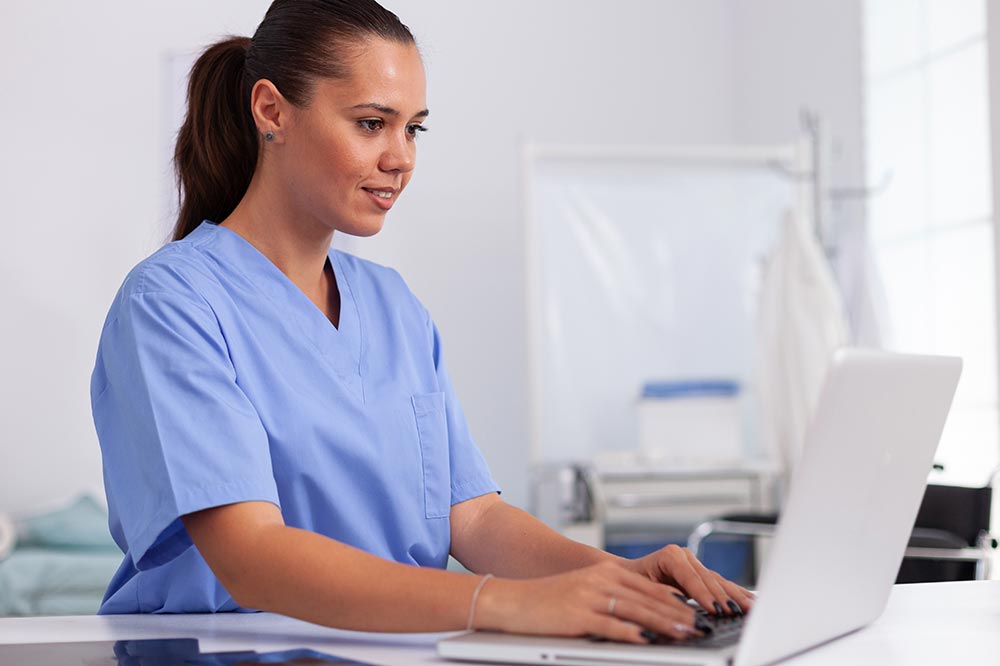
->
[[0, 580, 997, 665]]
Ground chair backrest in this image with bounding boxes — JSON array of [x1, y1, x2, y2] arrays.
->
[[913, 483, 992, 546], [896, 483, 993, 583]]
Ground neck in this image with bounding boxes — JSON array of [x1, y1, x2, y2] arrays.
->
[[220, 170, 334, 292]]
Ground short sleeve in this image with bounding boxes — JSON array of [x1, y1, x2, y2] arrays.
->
[[92, 286, 279, 571], [425, 318, 501, 504]]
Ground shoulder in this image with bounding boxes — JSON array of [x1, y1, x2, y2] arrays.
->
[[105, 231, 227, 327], [120, 229, 226, 301]]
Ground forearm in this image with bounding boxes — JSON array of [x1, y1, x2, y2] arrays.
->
[[222, 523, 482, 632], [453, 500, 621, 578]]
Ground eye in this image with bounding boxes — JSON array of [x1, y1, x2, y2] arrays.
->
[[406, 124, 428, 140], [359, 118, 384, 133]]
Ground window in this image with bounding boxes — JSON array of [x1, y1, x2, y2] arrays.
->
[[863, 0, 998, 484]]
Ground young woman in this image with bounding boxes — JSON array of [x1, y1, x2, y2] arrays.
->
[[91, 0, 753, 643]]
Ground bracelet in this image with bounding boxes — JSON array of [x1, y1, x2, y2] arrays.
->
[[466, 573, 495, 631]]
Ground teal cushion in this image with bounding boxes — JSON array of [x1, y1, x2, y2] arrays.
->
[[17, 495, 118, 551]]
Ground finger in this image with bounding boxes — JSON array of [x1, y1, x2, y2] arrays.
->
[[601, 594, 701, 641], [656, 547, 718, 614], [602, 587, 697, 632], [661, 583, 687, 600], [589, 613, 698, 645], [611, 567, 695, 616], [588, 615, 650, 644], [712, 572, 755, 613], [683, 548, 738, 616]]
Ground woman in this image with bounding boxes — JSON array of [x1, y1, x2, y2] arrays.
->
[[91, 0, 753, 643]]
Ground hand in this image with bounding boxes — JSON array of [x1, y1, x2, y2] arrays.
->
[[474, 561, 705, 644], [624, 544, 755, 617]]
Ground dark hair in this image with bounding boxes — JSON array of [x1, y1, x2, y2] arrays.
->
[[172, 0, 415, 241]]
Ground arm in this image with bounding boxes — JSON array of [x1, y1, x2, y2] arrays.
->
[[450, 493, 755, 615], [183, 501, 481, 632], [450, 492, 617, 578], [183, 499, 699, 642]]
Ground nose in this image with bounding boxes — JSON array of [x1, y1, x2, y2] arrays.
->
[[378, 131, 416, 174]]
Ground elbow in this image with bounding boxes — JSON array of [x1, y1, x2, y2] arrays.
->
[[181, 502, 286, 610], [195, 554, 264, 609], [227, 582, 263, 610]]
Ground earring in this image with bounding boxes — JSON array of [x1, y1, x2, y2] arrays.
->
[[264, 131, 275, 142]]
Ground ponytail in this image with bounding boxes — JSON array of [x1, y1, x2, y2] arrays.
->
[[172, 36, 257, 241]]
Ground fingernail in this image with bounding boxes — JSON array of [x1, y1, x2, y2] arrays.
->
[[640, 629, 662, 643], [673, 592, 688, 603], [675, 623, 696, 636], [727, 600, 743, 616], [695, 617, 714, 634], [712, 601, 724, 616]]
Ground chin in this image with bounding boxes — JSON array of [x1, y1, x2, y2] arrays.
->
[[340, 218, 387, 238]]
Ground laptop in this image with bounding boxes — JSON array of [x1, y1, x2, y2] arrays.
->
[[438, 349, 962, 666]]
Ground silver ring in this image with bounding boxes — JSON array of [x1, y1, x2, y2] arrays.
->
[[608, 596, 617, 616]]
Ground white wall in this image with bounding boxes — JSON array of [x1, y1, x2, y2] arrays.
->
[[0, 1, 863, 515], [729, 0, 867, 281], [990, 0, 1000, 437], [0, 0, 272, 515]]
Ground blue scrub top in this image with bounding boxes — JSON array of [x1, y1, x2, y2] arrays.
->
[[91, 221, 499, 614]]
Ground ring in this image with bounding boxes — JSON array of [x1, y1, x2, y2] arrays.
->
[[608, 596, 617, 616]]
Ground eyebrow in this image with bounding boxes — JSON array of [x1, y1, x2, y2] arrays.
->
[[351, 102, 429, 119]]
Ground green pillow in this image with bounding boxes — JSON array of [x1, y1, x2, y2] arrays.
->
[[17, 495, 119, 552]]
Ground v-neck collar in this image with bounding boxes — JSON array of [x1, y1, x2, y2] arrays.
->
[[192, 222, 365, 399]]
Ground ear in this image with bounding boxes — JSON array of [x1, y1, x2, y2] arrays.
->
[[250, 79, 290, 144]]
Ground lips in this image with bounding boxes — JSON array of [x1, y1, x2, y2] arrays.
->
[[362, 186, 398, 210], [363, 187, 394, 199]]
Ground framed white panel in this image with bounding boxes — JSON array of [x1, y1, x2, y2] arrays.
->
[[525, 144, 809, 465]]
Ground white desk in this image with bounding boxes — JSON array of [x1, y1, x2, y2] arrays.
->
[[0, 580, 997, 665]]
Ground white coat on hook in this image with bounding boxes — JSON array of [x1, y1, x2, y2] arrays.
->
[[755, 210, 850, 484]]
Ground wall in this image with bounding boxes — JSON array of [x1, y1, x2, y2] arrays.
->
[[1, 0, 270, 515], [0, 1, 863, 515], [729, 0, 868, 311], [988, 5, 1000, 520]]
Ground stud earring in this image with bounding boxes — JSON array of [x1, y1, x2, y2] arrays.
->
[[264, 131, 275, 142]]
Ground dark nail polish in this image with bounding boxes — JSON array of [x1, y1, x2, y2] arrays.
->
[[695, 617, 714, 634], [640, 629, 662, 643], [712, 601, 724, 615], [727, 600, 743, 615], [673, 593, 688, 603]]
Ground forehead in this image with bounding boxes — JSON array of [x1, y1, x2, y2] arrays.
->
[[312, 39, 426, 113]]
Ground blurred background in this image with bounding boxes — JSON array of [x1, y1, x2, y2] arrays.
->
[[0, 0, 998, 613]]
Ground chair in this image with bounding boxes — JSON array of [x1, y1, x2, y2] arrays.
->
[[688, 474, 998, 584]]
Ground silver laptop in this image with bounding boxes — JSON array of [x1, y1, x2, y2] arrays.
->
[[439, 349, 962, 666]]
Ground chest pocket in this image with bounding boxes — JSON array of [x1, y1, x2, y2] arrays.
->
[[411, 392, 452, 519]]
